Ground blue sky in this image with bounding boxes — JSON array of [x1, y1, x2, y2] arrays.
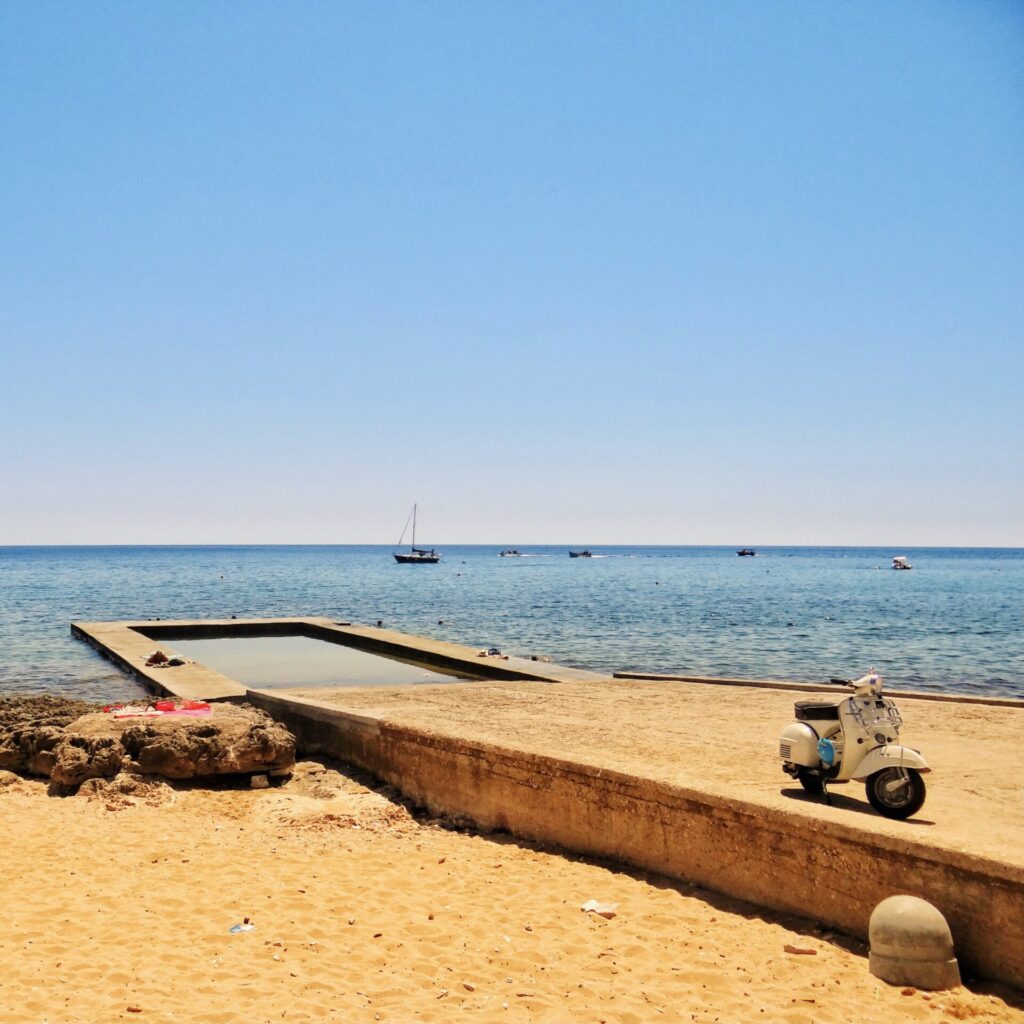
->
[[1, 1, 1021, 545]]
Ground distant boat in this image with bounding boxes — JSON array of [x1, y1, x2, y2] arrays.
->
[[569, 550, 593, 558], [393, 504, 440, 564], [499, 549, 522, 557], [737, 549, 756, 556], [892, 555, 913, 570]]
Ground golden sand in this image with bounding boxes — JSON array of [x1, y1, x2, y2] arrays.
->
[[2, 761, 1022, 1024]]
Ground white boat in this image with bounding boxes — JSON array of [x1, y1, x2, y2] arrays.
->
[[892, 555, 913, 570], [394, 504, 440, 564]]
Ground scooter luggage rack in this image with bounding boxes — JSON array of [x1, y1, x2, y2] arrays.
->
[[848, 698, 902, 731]]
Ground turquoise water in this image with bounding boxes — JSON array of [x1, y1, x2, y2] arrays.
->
[[0, 545, 1021, 701]]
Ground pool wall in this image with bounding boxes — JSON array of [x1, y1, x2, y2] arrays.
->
[[70, 617, 606, 700]]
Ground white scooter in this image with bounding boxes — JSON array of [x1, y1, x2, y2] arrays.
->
[[779, 670, 929, 819]]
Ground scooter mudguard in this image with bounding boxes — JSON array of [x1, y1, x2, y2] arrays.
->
[[852, 744, 930, 780]]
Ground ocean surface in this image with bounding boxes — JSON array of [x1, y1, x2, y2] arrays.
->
[[0, 545, 1021, 702]]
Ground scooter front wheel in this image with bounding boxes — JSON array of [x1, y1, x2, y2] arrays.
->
[[865, 767, 926, 819]]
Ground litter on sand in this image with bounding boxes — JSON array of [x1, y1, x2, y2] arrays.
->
[[229, 918, 256, 934], [580, 899, 619, 919]]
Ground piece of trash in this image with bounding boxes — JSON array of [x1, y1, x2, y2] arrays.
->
[[230, 918, 255, 934], [581, 899, 619, 919], [783, 944, 817, 955]]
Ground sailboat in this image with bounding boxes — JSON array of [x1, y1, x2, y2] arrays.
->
[[393, 504, 441, 564]]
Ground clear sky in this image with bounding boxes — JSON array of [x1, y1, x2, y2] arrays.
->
[[1, 1, 1021, 546]]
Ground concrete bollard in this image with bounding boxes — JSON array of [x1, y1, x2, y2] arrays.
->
[[869, 895, 961, 990]]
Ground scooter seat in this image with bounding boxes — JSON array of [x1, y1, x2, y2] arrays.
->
[[794, 700, 840, 721]]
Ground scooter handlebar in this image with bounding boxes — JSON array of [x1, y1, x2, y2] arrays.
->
[[829, 672, 883, 691]]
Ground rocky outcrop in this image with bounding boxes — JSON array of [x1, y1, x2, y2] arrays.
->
[[112, 712, 295, 780], [0, 697, 106, 778], [0, 697, 295, 789]]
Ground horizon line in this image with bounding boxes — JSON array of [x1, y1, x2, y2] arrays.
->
[[1, 542, 1022, 551]]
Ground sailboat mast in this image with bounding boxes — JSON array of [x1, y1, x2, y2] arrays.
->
[[411, 503, 417, 549]]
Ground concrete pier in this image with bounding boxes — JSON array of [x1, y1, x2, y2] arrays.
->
[[72, 617, 1024, 990]]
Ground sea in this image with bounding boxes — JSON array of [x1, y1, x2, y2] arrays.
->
[[0, 545, 1021, 702]]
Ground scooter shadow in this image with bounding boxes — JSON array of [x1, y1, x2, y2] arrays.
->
[[780, 786, 935, 826]]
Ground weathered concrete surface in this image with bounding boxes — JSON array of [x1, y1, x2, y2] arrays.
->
[[71, 619, 251, 700], [617, 670, 1024, 709], [246, 680, 1024, 990], [71, 617, 605, 701]]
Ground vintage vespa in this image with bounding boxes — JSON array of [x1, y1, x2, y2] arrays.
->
[[779, 670, 929, 819]]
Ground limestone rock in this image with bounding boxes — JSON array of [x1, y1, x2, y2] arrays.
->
[[0, 697, 295, 788], [50, 734, 125, 786], [0, 696, 107, 777], [74, 704, 295, 780], [0, 724, 65, 776]]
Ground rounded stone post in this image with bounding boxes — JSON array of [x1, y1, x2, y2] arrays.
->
[[869, 895, 960, 990]]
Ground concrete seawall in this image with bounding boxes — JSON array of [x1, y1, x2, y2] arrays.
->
[[248, 687, 1024, 991], [70, 616, 1024, 990]]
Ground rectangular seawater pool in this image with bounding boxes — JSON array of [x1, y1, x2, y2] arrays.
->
[[169, 635, 482, 689]]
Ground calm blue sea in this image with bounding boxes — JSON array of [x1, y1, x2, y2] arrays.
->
[[0, 545, 1021, 702]]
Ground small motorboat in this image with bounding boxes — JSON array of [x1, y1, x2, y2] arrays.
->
[[892, 556, 913, 570], [499, 549, 522, 557], [569, 550, 593, 558], [737, 549, 756, 556]]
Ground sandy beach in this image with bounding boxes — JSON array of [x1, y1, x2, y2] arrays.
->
[[3, 757, 1022, 1024]]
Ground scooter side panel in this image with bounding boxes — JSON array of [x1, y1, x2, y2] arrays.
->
[[779, 723, 820, 765], [851, 744, 930, 779]]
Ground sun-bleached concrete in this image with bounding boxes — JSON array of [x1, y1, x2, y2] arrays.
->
[[246, 677, 1024, 991], [71, 617, 1024, 989]]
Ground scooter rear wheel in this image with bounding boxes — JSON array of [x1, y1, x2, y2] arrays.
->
[[865, 767, 926, 819], [796, 769, 825, 795]]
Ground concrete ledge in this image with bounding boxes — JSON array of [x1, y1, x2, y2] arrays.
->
[[615, 672, 1024, 709], [71, 617, 606, 701], [247, 687, 1024, 991], [71, 620, 248, 700]]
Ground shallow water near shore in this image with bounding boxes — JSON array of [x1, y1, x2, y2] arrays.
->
[[0, 545, 1021, 702]]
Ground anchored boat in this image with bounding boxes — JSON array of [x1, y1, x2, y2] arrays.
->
[[394, 504, 440, 564]]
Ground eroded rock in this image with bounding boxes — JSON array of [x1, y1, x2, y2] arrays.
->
[[0, 697, 295, 789], [71, 704, 295, 780]]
